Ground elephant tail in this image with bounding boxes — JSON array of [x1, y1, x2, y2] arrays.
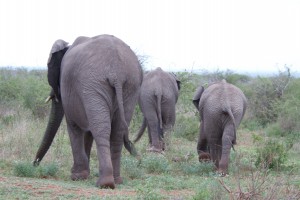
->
[[224, 106, 237, 145], [157, 94, 163, 129], [115, 84, 128, 128], [124, 133, 138, 157], [114, 83, 138, 156], [133, 117, 147, 143], [33, 91, 64, 166]]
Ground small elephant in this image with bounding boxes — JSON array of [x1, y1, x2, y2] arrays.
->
[[33, 35, 143, 189], [134, 67, 180, 153], [193, 79, 247, 175]]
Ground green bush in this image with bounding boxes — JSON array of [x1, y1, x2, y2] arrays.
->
[[36, 163, 58, 178], [180, 161, 214, 175], [13, 161, 58, 178], [121, 156, 143, 179], [141, 154, 169, 174], [255, 139, 288, 170], [13, 162, 36, 177], [174, 115, 199, 141], [0, 68, 50, 118]]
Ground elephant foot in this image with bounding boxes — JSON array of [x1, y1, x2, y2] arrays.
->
[[198, 152, 211, 162], [71, 170, 90, 181], [114, 176, 123, 185], [217, 169, 229, 177], [96, 176, 115, 189], [147, 146, 164, 154]]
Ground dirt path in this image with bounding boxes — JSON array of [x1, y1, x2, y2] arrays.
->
[[0, 175, 194, 199]]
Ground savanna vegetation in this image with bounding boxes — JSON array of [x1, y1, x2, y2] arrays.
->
[[0, 67, 299, 199]]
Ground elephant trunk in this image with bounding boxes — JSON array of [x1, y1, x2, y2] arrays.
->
[[33, 98, 64, 166]]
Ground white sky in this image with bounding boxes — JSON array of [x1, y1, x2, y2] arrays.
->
[[0, 0, 299, 74]]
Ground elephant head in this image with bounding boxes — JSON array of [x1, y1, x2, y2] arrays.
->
[[47, 40, 69, 102], [33, 40, 69, 165]]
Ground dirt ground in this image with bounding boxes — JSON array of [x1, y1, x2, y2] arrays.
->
[[0, 175, 195, 199]]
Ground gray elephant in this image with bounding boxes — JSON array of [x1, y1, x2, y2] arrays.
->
[[33, 35, 143, 189], [134, 67, 180, 153], [193, 79, 247, 175]]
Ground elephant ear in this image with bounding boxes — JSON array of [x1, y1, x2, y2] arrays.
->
[[192, 86, 205, 110], [170, 72, 181, 90], [47, 39, 69, 102]]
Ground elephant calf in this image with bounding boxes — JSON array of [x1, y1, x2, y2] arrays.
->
[[193, 79, 247, 175], [134, 67, 180, 153]]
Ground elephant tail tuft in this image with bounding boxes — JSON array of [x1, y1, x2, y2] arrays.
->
[[124, 138, 139, 157]]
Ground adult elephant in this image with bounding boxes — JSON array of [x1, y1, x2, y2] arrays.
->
[[33, 35, 143, 189], [193, 79, 247, 175], [134, 67, 180, 153]]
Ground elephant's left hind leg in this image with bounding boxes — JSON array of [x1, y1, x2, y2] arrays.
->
[[67, 121, 90, 180], [197, 122, 210, 162]]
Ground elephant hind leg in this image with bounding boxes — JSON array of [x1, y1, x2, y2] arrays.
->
[[66, 121, 90, 181], [218, 124, 235, 175]]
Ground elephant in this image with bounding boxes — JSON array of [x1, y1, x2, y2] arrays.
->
[[133, 67, 180, 153], [192, 79, 247, 175], [33, 34, 143, 189]]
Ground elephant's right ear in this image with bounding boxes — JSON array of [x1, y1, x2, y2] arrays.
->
[[47, 40, 69, 101], [192, 86, 205, 110]]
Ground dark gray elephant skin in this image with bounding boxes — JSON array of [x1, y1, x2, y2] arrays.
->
[[134, 67, 180, 153], [193, 79, 247, 175], [33, 35, 143, 189]]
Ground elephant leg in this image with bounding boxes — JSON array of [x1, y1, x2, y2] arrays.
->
[[161, 103, 176, 151], [143, 104, 162, 152], [66, 120, 90, 181], [147, 118, 162, 152], [110, 87, 139, 184], [86, 103, 115, 189], [110, 125, 123, 185], [219, 124, 235, 175], [209, 139, 222, 169], [197, 122, 210, 162], [84, 131, 93, 162]]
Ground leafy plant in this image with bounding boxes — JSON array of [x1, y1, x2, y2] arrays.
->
[[121, 156, 144, 179], [13, 161, 58, 178], [141, 154, 169, 174], [255, 139, 288, 170]]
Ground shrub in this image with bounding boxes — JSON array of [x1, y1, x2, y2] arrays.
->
[[13, 162, 36, 177], [0, 68, 50, 118], [13, 161, 58, 178], [36, 163, 58, 178], [180, 161, 214, 175], [121, 156, 144, 179], [141, 154, 169, 174], [174, 115, 199, 141], [255, 139, 288, 170]]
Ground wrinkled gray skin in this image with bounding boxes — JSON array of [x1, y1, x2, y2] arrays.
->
[[33, 35, 143, 189], [193, 80, 247, 175], [134, 67, 180, 153]]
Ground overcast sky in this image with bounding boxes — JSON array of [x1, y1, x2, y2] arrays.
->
[[0, 0, 299, 74]]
